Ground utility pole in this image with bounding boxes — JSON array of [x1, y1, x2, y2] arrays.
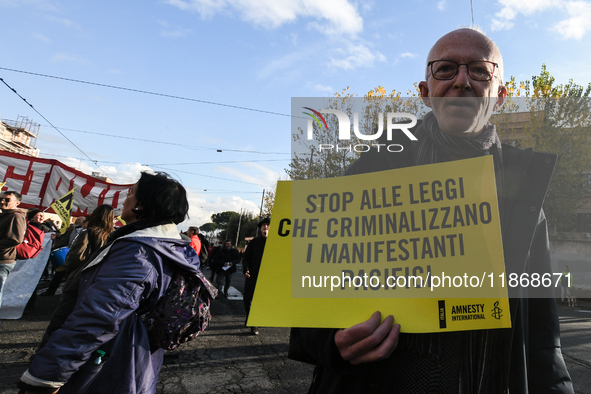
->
[[235, 209, 243, 247], [259, 189, 265, 218]]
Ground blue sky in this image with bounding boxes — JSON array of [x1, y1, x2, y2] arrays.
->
[[0, 0, 590, 227]]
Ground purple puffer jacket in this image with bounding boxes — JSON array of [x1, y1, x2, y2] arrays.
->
[[22, 223, 200, 394]]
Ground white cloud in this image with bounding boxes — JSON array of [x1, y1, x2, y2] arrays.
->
[[50, 53, 88, 65], [0, 0, 61, 12], [44, 15, 76, 27], [32, 32, 51, 43], [490, 0, 591, 39], [161, 27, 192, 37], [56, 158, 150, 185], [328, 43, 386, 70], [157, 19, 192, 37], [215, 162, 279, 188], [183, 192, 259, 226], [258, 47, 315, 79], [437, 0, 446, 11], [31, 150, 263, 228], [554, 1, 591, 39], [165, 0, 363, 36], [400, 52, 417, 58], [311, 83, 334, 93]]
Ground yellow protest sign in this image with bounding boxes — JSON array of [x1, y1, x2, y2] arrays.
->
[[248, 156, 511, 333], [50, 188, 76, 234], [0, 182, 5, 190]]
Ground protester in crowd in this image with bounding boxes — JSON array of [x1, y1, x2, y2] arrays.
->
[[0, 191, 26, 311], [208, 242, 221, 282], [26, 209, 52, 233], [289, 28, 573, 393], [179, 231, 190, 241], [39, 218, 60, 281], [53, 216, 85, 250], [24, 209, 54, 311], [212, 239, 239, 297], [187, 226, 201, 256], [42, 205, 115, 296], [198, 232, 209, 268], [20, 172, 199, 394], [242, 217, 269, 335]]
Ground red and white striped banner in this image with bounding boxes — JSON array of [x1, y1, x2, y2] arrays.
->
[[0, 151, 133, 215]]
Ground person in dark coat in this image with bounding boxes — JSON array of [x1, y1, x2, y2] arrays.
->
[[242, 217, 269, 335], [289, 28, 573, 394], [19, 172, 199, 394], [0, 191, 26, 311], [212, 239, 239, 297]]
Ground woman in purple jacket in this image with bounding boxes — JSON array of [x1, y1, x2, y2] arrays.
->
[[19, 172, 200, 394]]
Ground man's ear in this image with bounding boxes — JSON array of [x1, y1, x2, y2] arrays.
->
[[493, 84, 508, 112], [419, 81, 432, 108]]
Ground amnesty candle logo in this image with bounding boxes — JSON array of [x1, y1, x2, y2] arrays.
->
[[492, 301, 503, 320]]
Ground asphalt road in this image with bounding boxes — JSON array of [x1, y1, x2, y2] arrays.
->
[[0, 267, 314, 394], [0, 268, 590, 393]]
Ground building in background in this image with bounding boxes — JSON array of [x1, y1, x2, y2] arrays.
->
[[0, 116, 40, 157]]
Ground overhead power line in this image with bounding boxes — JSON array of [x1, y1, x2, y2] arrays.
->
[[36, 153, 272, 187], [0, 78, 112, 178], [153, 166, 268, 187], [1, 118, 290, 156], [0, 66, 291, 118], [40, 152, 288, 166]]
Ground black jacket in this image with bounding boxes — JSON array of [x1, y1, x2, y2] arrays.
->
[[243, 236, 267, 278], [213, 247, 239, 275]]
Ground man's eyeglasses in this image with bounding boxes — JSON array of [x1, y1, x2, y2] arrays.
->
[[427, 60, 498, 81], [0, 197, 11, 202]]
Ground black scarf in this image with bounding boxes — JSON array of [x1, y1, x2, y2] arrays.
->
[[406, 112, 507, 394]]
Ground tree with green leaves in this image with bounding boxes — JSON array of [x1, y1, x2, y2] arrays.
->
[[199, 222, 218, 243], [500, 65, 591, 233], [210, 210, 259, 247]]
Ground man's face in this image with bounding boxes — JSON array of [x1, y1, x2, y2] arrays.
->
[[74, 216, 85, 227], [260, 223, 270, 238], [224, 241, 232, 249], [0, 193, 20, 210], [419, 29, 507, 137], [32, 212, 44, 224]]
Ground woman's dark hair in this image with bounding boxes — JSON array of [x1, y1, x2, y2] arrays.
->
[[134, 172, 189, 225], [87, 204, 115, 233], [26, 208, 42, 221]]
